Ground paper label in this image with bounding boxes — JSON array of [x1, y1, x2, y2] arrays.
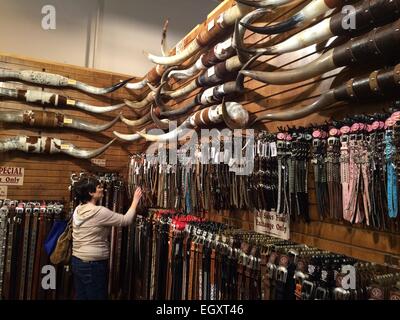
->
[[60, 144, 71, 150], [67, 79, 77, 85], [0, 167, 24, 186], [270, 142, 277, 157], [207, 66, 215, 78], [63, 118, 73, 124], [91, 158, 106, 167], [66, 99, 75, 106], [0, 186, 7, 199], [207, 19, 215, 31]]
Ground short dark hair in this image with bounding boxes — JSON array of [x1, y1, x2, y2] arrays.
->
[[73, 176, 100, 204]]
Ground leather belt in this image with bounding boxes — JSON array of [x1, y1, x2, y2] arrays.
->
[[0, 203, 9, 300]]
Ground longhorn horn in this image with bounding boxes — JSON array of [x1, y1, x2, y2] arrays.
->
[[251, 62, 400, 123], [233, 8, 271, 55], [124, 92, 155, 110], [168, 36, 236, 80], [235, 0, 293, 8], [138, 102, 249, 142], [62, 138, 116, 159], [161, 19, 170, 56], [0, 87, 125, 114], [0, 70, 133, 95], [121, 112, 152, 127], [0, 110, 120, 133], [240, 0, 341, 34], [113, 131, 143, 142], [150, 104, 170, 129], [146, 3, 252, 65], [166, 56, 242, 99], [240, 20, 400, 85], [250, 91, 336, 124], [0, 136, 115, 159], [126, 78, 149, 90], [251, 0, 400, 55]]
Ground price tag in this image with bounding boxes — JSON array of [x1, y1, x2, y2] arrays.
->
[[63, 118, 73, 124], [228, 158, 236, 167], [66, 99, 75, 106], [214, 151, 220, 164], [67, 79, 77, 85], [207, 19, 215, 31], [210, 147, 216, 159], [207, 66, 215, 78], [270, 142, 277, 157], [217, 13, 224, 26], [221, 37, 232, 49], [60, 144, 71, 150]]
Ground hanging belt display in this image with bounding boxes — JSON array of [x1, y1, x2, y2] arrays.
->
[[124, 208, 400, 301], [0, 199, 66, 300]]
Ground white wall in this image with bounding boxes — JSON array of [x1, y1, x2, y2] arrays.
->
[[0, 0, 218, 76]]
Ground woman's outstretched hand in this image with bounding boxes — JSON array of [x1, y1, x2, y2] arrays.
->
[[132, 187, 143, 208]]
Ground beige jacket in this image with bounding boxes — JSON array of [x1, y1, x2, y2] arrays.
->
[[72, 203, 136, 261]]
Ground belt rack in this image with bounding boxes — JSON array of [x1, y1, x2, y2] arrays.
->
[[0, 199, 67, 300], [124, 208, 400, 300]]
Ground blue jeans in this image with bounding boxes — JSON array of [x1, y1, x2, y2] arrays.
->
[[71, 256, 109, 300]]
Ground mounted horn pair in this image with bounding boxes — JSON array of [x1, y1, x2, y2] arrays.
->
[[241, 20, 400, 84], [237, 0, 400, 55], [0, 70, 132, 95], [168, 36, 236, 80], [250, 63, 400, 123], [240, 0, 350, 34], [0, 136, 115, 159], [0, 110, 119, 133], [114, 100, 249, 142], [146, 2, 254, 66], [0, 87, 125, 114]]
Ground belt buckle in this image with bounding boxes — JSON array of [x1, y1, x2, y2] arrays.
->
[[0, 206, 9, 217], [25, 202, 33, 214], [276, 266, 288, 283], [315, 286, 328, 300], [312, 139, 320, 147], [301, 280, 315, 300], [267, 262, 276, 279], [294, 271, 306, 285], [333, 287, 350, 300]]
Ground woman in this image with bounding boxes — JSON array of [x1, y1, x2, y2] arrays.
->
[[71, 176, 142, 300]]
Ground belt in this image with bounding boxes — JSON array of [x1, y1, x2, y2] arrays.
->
[[3, 202, 16, 299], [18, 203, 31, 300], [385, 130, 398, 218], [26, 204, 39, 300], [0, 204, 9, 300]]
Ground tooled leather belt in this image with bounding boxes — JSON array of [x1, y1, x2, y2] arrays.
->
[[3, 202, 16, 300], [312, 136, 329, 220], [31, 205, 48, 300], [18, 203, 32, 300], [0, 204, 9, 300], [10, 204, 25, 300], [26, 205, 39, 300], [326, 134, 342, 220]]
